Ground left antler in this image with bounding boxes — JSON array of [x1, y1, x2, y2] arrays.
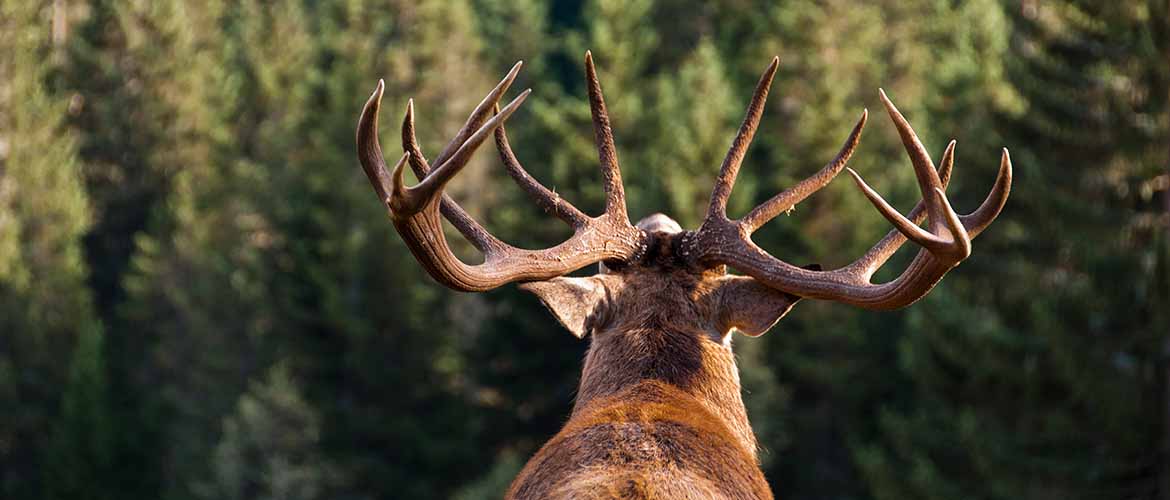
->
[[356, 55, 647, 292], [684, 59, 1012, 310]]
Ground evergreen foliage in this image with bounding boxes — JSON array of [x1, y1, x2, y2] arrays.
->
[[0, 1, 103, 497], [2, 0, 1166, 498], [857, 2, 1170, 499]]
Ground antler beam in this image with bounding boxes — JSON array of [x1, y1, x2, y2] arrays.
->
[[359, 54, 1011, 308], [686, 60, 1012, 310], [356, 58, 646, 291]]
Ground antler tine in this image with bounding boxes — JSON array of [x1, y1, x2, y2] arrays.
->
[[357, 80, 395, 204], [961, 148, 1012, 237], [406, 89, 532, 208], [402, 99, 430, 175], [494, 110, 592, 229], [704, 56, 779, 223], [686, 79, 1012, 310], [396, 63, 523, 252], [741, 109, 867, 232], [402, 98, 504, 252], [430, 61, 525, 169], [847, 140, 955, 278], [879, 89, 945, 230], [357, 63, 646, 292], [584, 51, 628, 218], [845, 167, 959, 254]]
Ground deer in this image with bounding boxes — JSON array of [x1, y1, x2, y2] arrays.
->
[[355, 52, 1011, 500]]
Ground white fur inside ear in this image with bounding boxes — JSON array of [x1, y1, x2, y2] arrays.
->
[[519, 277, 609, 338], [715, 276, 802, 337]]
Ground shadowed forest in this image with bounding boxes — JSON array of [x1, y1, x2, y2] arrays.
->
[[2, 0, 1168, 498]]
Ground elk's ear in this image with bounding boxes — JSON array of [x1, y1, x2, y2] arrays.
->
[[713, 268, 817, 337], [519, 276, 610, 338]]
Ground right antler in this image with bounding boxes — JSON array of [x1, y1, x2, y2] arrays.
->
[[684, 59, 1012, 310], [356, 54, 646, 292]]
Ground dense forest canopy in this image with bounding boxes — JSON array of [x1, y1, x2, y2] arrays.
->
[[1, 0, 1167, 498]]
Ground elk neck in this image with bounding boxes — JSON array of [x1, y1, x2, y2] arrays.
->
[[568, 265, 760, 457]]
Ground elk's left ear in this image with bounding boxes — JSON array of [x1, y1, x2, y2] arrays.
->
[[519, 276, 612, 339], [713, 275, 806, 337]]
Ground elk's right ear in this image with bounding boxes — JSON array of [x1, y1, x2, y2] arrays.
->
[[712, 265, 820, 337], [519, 276, 611, 338]]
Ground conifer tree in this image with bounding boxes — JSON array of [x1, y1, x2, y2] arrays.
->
[[61, 0, 179, 320], [196, 363, 343, 500], [122, 1, 504, 497], [58, 2, 232, 495], [855, 1, 1169, 499], [636, 40, 738, 225], [0, 1, 103, 496], [45, 325, 116, 500], [119, 1, 299, 496]]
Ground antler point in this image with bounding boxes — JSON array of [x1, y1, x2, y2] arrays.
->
[[391, 153, 409, 190], [370, 81, 385, 103]]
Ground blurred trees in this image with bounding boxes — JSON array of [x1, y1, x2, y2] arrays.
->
[[0, 0, 1166, 499], [0, 1, 106, 497], [196, 363, 344, 500], [856, 2, 1170, 499]]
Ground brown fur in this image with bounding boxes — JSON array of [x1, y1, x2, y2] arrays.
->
[[507, 229, 794, 499]]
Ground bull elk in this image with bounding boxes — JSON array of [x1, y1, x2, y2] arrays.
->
[[356, 53, 1011, 499]]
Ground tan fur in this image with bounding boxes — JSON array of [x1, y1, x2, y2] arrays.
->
[[508, 233, 797, 500]]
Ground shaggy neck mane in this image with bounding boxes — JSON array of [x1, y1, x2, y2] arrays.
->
[[569, 273, 758, 457]]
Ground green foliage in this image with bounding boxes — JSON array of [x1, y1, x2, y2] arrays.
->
[[854, 2, 1170, 499], [46, 325, 115, 500], [0, 1, 102, 497], [2, 0, 1167, 499], [196, 363, 344, 500]]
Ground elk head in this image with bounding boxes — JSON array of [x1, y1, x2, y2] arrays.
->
[[356, 53, 1010, 498]]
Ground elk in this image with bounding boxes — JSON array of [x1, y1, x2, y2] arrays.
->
[[356, 53, 1011, 499]]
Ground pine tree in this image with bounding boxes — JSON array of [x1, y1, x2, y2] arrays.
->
[[636, 40, 738, 226], [55, 2, 234, 495], [61, 0, 179, 320], [470, 0, 550, 76], [0, 1, 103, 496], [195, 363, 344, 500], [286, 1, 510, 496], [45, 325, 116, 500], [121, 1, 506, 497], [118, 1, 296, 496], [855, 1, 1170, 498]]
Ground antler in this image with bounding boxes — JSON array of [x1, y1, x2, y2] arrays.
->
[[686, 60, 1012, 310], [356, 56, 646, 292]]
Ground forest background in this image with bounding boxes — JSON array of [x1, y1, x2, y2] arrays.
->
[[2, 0, 1168, 499]]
